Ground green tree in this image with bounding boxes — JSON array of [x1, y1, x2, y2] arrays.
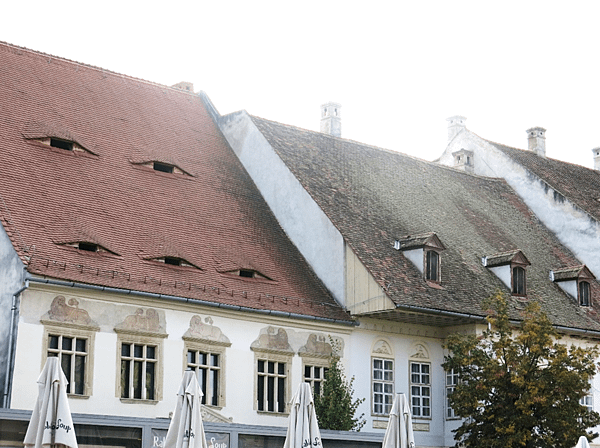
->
[[443, 292, 600, 448], [314, 339, 365, 431]]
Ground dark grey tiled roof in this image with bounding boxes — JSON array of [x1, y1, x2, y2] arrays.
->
[[489, 141, 600, 222], [251, 116, 600, 331]]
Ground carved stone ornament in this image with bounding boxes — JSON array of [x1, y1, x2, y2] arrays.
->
[[115, 307, 165, 334], [201, 405, 233, 423], [44, 295, 97, 327], [299, 333, 333, 358], [251, 326, 293, 353], [411, 343, 429, 359], [372, 339, 392, 355], [183, 315, 230, 345]]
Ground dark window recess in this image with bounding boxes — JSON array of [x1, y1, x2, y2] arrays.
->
[[579, 281, 591, 306], [153, 162, 174, 173], [50, 138, 73, 151], [239, 269, 254, 278], [78, 242, 98, 252], [164, 257, 181, 266], [512, 266, 526, 295]]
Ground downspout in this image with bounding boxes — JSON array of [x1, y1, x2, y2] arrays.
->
[[3, 279, 29, 408]]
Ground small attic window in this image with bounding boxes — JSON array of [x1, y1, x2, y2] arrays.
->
[[512, 266, 526, 296], [239, 269, 254, 278], [77, 242, 98, 252], [153, 162, 174, 173], [425, 250, 440, 282], [164, 257, 181, 266], [579, 281, 591, 307], [50, 138, 73, 151]]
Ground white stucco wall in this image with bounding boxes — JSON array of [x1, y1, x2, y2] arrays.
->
[[218, 112, 346, 306], [0, 221, 26, 405], [439, 131, 600, 278]]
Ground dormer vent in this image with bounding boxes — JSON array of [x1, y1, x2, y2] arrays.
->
[[452, 148, 474, 173], [483, 250, 530, 296], [320, 102, 341, 137], [527, 127, 546, 157]]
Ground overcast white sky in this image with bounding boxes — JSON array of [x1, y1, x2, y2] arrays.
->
[[2, 1, 600, 167]]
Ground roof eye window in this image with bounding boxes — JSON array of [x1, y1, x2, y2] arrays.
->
[[153, 162, 174, 173], [50, 138, 73, 151], [164, 257, 181, 266], [239, 269, 255, 278], [77, 242, 98, 252]]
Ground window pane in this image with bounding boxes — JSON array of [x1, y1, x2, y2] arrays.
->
[[76, 338, 86, 352], [187, 350, 195, 364], [133, 360, 142, 399], [277, 377, 285, 412], [62, 337, 73, 351], [121, 360, 130, 398], [146, 346, 155, 359], [258, 360, 265, 373], [257, 376, 265, 411], [122, 343, 131, 357], [267, 376, 275, 412], [199, 352, 207, 365], [49, 335, 59, 350], [75, 355, 85, 395], [268, 361, 275, 374], [146, 362, 155, 400], [211, 370, 219, 406], [134, 345, 143, 358], [61, 354, 72, 387], [211, 354, 219, 367], [278, 362, 285, 375]]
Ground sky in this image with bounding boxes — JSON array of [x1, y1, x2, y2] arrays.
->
[[2, 1, 600, 168]]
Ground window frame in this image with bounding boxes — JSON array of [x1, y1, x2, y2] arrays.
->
[[252, 350, 292, 415], [372, 357, 395, 416], [410, 361, 432, 419], [445, 368, 460, 419], [425, 249, 441, 282], [42, 323, 96, 398], [115, 331, 165, 404], [184, 339, 229, 408], [579, 281, 591, 307], [511, 265, 527, 296], [302, 355, 330, 398]]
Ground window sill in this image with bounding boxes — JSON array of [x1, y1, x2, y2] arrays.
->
[[120, 398, 159, 405], [256, 410, 289, 417]]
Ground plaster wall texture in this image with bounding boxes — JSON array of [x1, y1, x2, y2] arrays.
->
[[439, 131, 600, 277], [219, 112, 346, 306], [489, 265, 511, 290], [556, 280, 578, 300], [12, 286, 353, 427], [403, 248, 425, 274], [0, 222, 25, 404]]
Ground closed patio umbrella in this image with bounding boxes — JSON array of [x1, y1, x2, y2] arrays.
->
[[574, 436, 591, 448], [283, 383, 322, 448], [164, 370, 208, 448], [382, 393, 415, 448], [24, 356, 78, 448]]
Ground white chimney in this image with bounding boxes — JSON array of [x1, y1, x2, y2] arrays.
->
[[527, 127, 546, 157], [320, 102, 341, 137], [593, 148, 600, 171], [446, 116, 467, 142]]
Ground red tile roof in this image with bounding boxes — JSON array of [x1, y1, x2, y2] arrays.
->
[[0, 42, 351, 323]]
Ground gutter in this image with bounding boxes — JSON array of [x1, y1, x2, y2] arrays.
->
[[3, 278, 29, 408], [25, 275, 357, 327], [395, 303, 600, 338]]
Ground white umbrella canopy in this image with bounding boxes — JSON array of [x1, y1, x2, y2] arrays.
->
[[574, 436, 591, 448], [381, 393, 415, 448], [283, 383, 322, 448], [24, 356, 78, 448], [164, 370, 208, 448]]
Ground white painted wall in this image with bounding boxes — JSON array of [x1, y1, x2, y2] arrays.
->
[[439, 130, 600, 278], [218, 112, 346, 306], [0, 221, 26, 405]]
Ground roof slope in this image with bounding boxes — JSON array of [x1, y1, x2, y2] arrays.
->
[[0, 42, 350, 322], [251, 116, 600, 331], [489, 141, 600, 221]]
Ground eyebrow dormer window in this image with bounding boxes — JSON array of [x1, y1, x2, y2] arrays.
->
[[78, 242, 98, 252], [50, 138, 73, 151], [512, 266, 526, 296], [153, 162, 174, 173], [164, 257, 181, 266], [239, 269, 254, 278]]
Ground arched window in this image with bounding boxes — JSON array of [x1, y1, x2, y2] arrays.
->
[[579, 281, 591, 307], [512, 266, 526, 296], [371, 339, 394, 416]]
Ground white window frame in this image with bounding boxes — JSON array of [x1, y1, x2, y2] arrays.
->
[[42, 322, 97, 398], [253, 350, 291, 415], [184, 338, 229, 408], [302, 356, 330, 398], [410, 361, 431, 418], [445, 368, 460, 419]]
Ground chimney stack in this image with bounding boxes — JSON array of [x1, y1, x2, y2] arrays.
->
[[320, 102, 341, 137], [171, 81, 194, 92], [527, 127, 546, 157], [593, 148, 600, 171], [452, 148, 474, 173], [446, 116, 467, 142]]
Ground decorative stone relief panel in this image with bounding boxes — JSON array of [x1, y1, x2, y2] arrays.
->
[[372, 339, 393, 356], [251, 326, 293, 354], [410, 342, 430, 360], [114, 307, 166, 336], [183, 315, 230, 345], [41, 295, 98, 329], [298, 333, 333, 358]]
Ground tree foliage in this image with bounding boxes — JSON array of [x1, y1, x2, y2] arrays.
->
[[443, 292, 600, 448], [314, 339, 366, 431]]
